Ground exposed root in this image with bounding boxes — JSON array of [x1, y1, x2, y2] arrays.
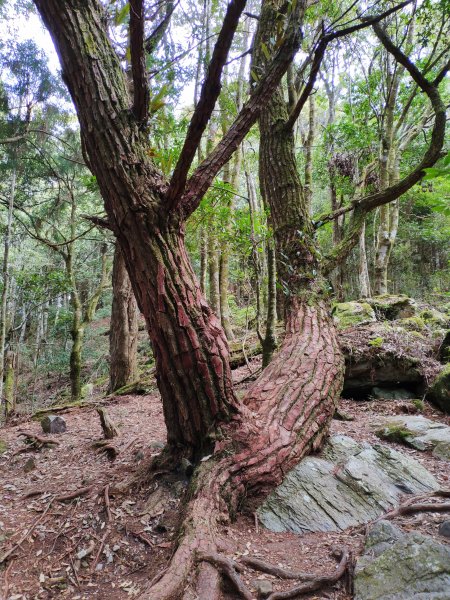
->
[[16, 431, 59, 451], [197, 551, 252, 600], [240, 556, 317, 580], [55, 485, 95, 503], [92, 439, 120, 459], [265, 548, 350, 600], [379, 501, 450, 521]]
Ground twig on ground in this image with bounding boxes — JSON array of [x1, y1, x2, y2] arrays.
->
[[0, 500, 54, 564], [129, 529, 154, 547], [90, 530, 109, 574], [104, 484, 112, 522], [55, 485, 95, 503], [254, 512, 259, 534], [2, 559, 14, 598]]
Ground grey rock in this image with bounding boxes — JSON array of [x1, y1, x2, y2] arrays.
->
[[252, 579, 273, 599], [41, 415, 67, 434], [371, 387, 415, 400], [372, 416, 450, 461], [438, 520, 450, 539], [354, 529, 450, 600], [257, 435, 438, 534]]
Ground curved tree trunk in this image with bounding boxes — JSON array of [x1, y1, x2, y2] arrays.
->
[[34, 1, 343, 597], [109, 244, 139, 391]]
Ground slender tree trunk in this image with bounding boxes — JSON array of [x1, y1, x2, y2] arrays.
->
[[0, 164, 16, 409], [70, 308, 84, 403], [200, 227, 208, 293], [358, 219, 371, 297], [208, 230, 221, 316], [4, 350, 16, 416], [109, 244, 139, 391]]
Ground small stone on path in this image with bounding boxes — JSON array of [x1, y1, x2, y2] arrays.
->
[[438, 520, 450, 539], [41, 415, 67, 434], [252, 579, 273, 598]]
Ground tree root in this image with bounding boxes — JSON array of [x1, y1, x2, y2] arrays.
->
[[55, 485, 95, 503], [92, 439, 120, 459], [197, 551, 252, 600], [17, 431, 60, 450], [380, 501, 450, 521], [240, 556, 317, 580], [265, 548, 350, 600]]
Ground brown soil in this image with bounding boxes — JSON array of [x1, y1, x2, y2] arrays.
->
[[0, 363, 449, 599]]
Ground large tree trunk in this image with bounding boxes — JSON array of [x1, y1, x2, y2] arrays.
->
[[34, 1, 344, 596], [109, 244, 139, 391]]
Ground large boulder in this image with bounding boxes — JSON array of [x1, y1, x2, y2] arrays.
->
[[339, 322, 442, 396], [426, 364, 450, 414], [420, 308, 450, 330], [354, 521, 450, 600], [374, 415, 450, 460], [257, 435, 438, 534], [364, 295, 417, 320], [332, 302, 376, 329]]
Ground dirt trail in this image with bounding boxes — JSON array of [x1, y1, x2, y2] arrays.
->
[[0, 368, 449, 599]]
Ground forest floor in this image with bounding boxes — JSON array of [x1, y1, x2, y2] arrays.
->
[[0, 358, 449, 600]]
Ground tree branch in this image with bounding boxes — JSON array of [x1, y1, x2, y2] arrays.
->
[[130, 0, 150, 124], [285, 1, 413, 131], [165, 0, 248, 207], [145, 0, 177, 55], [320, 22, 447, 274], [173, 0, 307, 220]]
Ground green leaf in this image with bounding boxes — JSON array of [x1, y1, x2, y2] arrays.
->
[[115, 3, 130, 26], [261, 42, 271, 61]]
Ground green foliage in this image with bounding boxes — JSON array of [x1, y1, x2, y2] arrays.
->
[[369, 337, 384, 348]]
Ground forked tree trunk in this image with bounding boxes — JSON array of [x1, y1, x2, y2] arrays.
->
[[34, 1, 343, 596], [109, 244, 139, 391]]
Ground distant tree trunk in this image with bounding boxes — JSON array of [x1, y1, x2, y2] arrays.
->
[[208, 231, 221, 316], [262, 242, 277, 367], [4, 350, 16, 416], [200, 227, 208, 293], [109, 244, 139, 391], [303, 95, 315, 206], [359, 219, 371, 297], [69, 304, 84, 402], [0, 163, 16, 409]]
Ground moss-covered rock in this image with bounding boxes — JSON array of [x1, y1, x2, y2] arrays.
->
[[354, 528, 450, 600], [420, 308, 449, 329], [0, 439, 6, 454], [364, 294, 417, 320], [439, 330, 450, 363], [332, 301, 376, 329], [426, 363, 450, 414], [396, 316, 426, 332]]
